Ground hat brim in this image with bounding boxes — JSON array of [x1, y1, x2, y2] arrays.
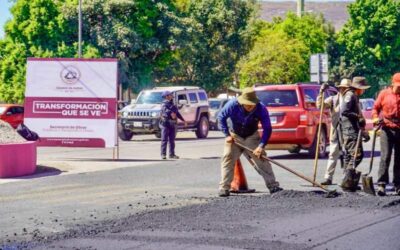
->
[[237, 96, 259, 105], [353, 85, 370, 90], [337, 84, 350, 88]]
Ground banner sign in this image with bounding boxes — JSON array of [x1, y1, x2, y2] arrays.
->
[[24, 58, 118, 148]]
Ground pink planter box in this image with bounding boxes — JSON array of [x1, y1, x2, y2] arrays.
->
[[0, 141, 37, 178]]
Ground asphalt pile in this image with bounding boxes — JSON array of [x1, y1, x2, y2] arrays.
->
[[0, 120, 25, 144], [5, 191, 400, 249]]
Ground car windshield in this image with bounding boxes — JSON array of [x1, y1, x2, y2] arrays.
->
[[136, 91, 164, 104], [256, 90, 299, 107], [0, 107, 6, 115], [209, 100, 222, 110], [361, 100, 374, 110]]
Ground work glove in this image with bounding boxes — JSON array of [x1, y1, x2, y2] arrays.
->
[[319, 83, 329, 93], [372, 117, 382, 126], [362, 130, 370, 142], [253, 146, 265, 159], [358, 117, 366, 128]]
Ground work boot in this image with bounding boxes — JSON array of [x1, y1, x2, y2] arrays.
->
[[169, 155, 179, 159], [218, 189, 230, 197], [321, 179, 332, 185], [377, 184, 386, 196], [269, 186, 283, 194], [395, 187, 400, 196], [161, 155, 166, 160]]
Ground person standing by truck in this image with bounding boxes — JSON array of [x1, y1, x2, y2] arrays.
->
[[372, 73, 400, 196], [160, 91, 186, 160]]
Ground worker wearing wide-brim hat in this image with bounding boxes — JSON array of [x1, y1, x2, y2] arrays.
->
[[217, 87, 282, 197], [316, 78, 351, 186], [339, 76, 370, 191], [372, 73, 400, 196]]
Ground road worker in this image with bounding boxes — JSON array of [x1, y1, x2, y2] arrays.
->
[[217, 87, 282, 197], [372, 73, 400, 196]]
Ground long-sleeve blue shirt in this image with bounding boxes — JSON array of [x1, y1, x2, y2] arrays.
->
[[217, 99, 272, 148]]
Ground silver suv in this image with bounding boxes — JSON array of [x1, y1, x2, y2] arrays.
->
[[119, 86, 210, 140]]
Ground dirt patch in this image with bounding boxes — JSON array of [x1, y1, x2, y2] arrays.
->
[[0, 120, 25, 144]]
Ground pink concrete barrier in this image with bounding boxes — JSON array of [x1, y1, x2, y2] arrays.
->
[[0, 141, 37, 178]]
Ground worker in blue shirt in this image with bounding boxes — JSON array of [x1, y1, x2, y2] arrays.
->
[[217, 87, 283, 197]]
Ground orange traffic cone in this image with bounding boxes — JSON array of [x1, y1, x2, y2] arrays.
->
[[230, 158, 256, 193]]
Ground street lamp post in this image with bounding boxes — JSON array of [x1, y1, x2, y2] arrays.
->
[[78, 0, 82, 58], [297, 0, 304, 17]]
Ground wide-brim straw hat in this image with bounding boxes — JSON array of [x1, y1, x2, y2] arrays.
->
[[351, 76, 370, 89], [237, 87, 259, 105], [337, 78, 351, 88]]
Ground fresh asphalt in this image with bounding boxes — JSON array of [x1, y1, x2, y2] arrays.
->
[[1, 131, 399, 249]]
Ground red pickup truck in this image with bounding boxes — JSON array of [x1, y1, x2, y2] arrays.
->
[[0, 104, 24, 129], [255, 83, 338, 158]]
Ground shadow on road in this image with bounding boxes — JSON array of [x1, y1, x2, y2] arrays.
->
[[363, 150, 381, 158], [56, 158, 166, 162], [269, 153, 314, 160], [12, 165, 64, 180], [131, 136, 224, 142]]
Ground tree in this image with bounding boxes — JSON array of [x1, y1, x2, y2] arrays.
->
[[61, 0, 182, 91], [0, 0, 77, 103], [237, 12, 332, 86], [335, 0, 400, 97], [158, 0, 258, 92], [238, 30, 308, 87]]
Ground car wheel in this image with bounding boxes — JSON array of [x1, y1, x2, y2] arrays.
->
[[195, 116, 209, 139], [118, 124, 134, 141], [308, 127, 327, 158], [155, 132, 161, 138], [288, 147, 301, 154]]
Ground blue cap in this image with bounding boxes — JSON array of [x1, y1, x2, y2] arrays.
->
[[162, 90, 172, 97]]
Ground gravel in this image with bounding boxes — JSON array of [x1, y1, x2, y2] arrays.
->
[[0, 120, 25, 144]]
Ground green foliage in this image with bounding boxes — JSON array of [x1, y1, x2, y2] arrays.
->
[[61, 0, 181, 91], [335, 0, 400, 97], [157, 0, 257, 92], [238, 30, 308, 87], [238, 12, 332, 86], [0, 0, 76, 103]]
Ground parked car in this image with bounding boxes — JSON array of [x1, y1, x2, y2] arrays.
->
[[118, 86, 210, 140], [359, 98, 375, 131], [209, 98, 229, 130], [0, 104, 24, 129], [254, 83, 338, 157]]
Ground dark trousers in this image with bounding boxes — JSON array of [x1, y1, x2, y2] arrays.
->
[[377, 127, 400, 187], [160, 124, 176, 156], [343, 130, 363, 170]]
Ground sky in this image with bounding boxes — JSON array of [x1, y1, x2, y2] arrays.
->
[[0, 0, 13, 38], [0, 0, 354, 39]]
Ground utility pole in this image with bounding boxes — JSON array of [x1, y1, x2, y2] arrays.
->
[[78, 0, 82, 58], [297, 0, 304, 17]]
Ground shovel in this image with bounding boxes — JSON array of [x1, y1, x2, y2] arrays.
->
[[234, 141, 338, 198], [361, 125, 381, 195]]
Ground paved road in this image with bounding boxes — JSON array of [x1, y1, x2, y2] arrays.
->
[[1, 131, 399, 249]]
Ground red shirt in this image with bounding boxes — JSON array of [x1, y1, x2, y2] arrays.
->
[[372, 87, 400, 128]]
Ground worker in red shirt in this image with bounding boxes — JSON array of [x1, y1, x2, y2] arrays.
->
[[372, 73, 400, 196]]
